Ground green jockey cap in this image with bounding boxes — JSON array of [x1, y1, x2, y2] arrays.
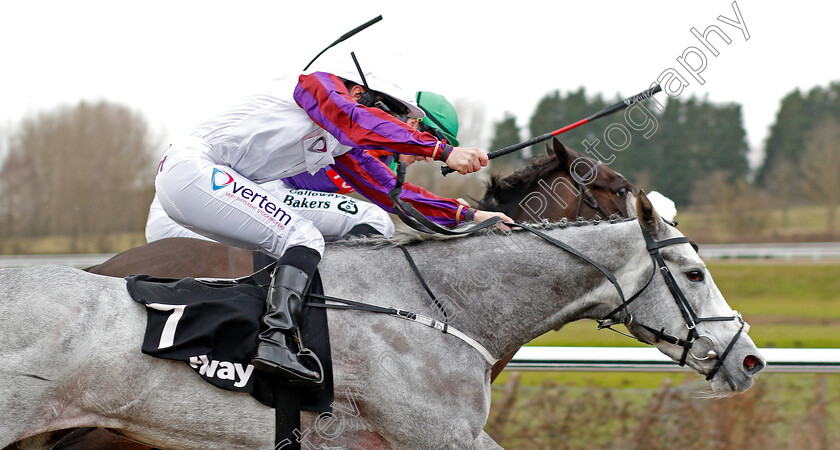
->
[[416, 91, 460, 147]]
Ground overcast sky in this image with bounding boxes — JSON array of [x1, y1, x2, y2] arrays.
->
[[1, 1, 837, 168]]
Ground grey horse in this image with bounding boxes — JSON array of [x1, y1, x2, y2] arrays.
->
[[0, 193, 765, 449]]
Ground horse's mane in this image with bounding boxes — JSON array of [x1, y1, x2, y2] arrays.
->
[[477, 154, 562, 214], [327, 216, 635, 248]]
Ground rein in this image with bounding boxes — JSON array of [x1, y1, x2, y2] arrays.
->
[[493, 221, 745, 380], [387, 161, 503, 235]]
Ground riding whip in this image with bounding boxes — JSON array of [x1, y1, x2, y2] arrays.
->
[[303, 15, 383, 71], [441, 84, 663, 176]]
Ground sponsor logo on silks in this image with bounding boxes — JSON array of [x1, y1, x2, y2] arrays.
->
[[210, 169, 293, 226], [157, 155, 168, 174], [189, 354, 254, 388], [283, 195, 330, 210], [306, 136, 327, 153], [337, 200, 359, 215], [211, 168, 235, 191]]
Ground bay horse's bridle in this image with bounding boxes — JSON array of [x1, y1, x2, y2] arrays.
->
[[569, 158, 633, 221], [571, 159, 611, 219]]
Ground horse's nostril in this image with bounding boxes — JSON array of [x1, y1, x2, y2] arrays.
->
[[744, 355, 763, 373]]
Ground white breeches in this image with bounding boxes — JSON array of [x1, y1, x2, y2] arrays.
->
[[152, 144, 393, 257], [154, 144, 324, 257]]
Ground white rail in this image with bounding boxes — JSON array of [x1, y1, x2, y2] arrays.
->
[[699, 242, 840, 260], [509, 347, 840, 373]]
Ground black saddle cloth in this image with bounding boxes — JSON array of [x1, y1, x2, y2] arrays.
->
[[127, 268, 333, 413]]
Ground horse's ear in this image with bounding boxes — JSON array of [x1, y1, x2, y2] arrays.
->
[[636, 190, 661, 232], [550, 138, 571, 166]]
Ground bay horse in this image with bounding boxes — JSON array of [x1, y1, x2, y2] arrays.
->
[[1, 193, 764, 449], [477, 138, 633, 223]]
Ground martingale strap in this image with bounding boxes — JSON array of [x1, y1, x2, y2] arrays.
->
[[397, 245, 450, 322], [304, 294, 498, 365]]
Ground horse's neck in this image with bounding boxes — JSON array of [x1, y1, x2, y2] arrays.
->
[[404, 222, 643, 359]]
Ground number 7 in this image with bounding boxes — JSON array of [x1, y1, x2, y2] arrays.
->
[[146, 303, 187, 349]]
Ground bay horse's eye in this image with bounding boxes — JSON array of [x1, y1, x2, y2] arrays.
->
[[686, 270, 705, 282], [616, 187, 628, 198]]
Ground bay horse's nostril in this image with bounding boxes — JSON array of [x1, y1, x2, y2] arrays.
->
[[744, 355, 764, 374]]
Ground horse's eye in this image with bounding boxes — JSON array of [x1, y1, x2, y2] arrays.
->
[[686, 270, 705, 282], [616, 187, 628, 198]]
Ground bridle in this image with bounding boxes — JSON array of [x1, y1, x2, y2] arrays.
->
[[570, 158, 614, 220]]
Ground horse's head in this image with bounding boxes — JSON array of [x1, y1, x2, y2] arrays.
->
[[550, 138, 636, 220], [479, 138, 636, 222], [610, 191, 765, 393]]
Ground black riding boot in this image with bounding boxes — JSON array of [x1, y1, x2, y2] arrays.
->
[[252, 264, 321, 384]]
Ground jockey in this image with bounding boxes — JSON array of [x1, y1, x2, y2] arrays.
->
[[153, 68, 512, 385], [278, 90, 464, 235], [145, 90, 462, 242]]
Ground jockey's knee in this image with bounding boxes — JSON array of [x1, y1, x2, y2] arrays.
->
[[354, 203, 395, 238], [280, 220, 325, 258]]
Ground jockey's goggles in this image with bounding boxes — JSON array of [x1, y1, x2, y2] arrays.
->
[[359, 89, 410, 121], [417, 119, 448, 143]]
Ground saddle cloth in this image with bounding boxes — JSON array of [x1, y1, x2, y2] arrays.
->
[[126, 268, 334, 413]]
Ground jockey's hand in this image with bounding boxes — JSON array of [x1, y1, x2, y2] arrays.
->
[[446, 147, 488, 175], [473, 210, 513, 231], [456, 197, 470, 207]]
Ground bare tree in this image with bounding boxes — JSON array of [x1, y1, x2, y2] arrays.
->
[[0, 101, 158, 247], [799, 118, 840, 233], [689, 170, 769, 241]]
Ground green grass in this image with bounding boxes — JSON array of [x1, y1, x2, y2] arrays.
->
[[710, 262, 840, 317], [494, 369, 692, 389]]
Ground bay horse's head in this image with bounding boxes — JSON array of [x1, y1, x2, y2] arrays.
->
[[479, 138, 636, 223]]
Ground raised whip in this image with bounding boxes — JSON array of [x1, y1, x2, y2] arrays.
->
[[441, 84, 663, 176]]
